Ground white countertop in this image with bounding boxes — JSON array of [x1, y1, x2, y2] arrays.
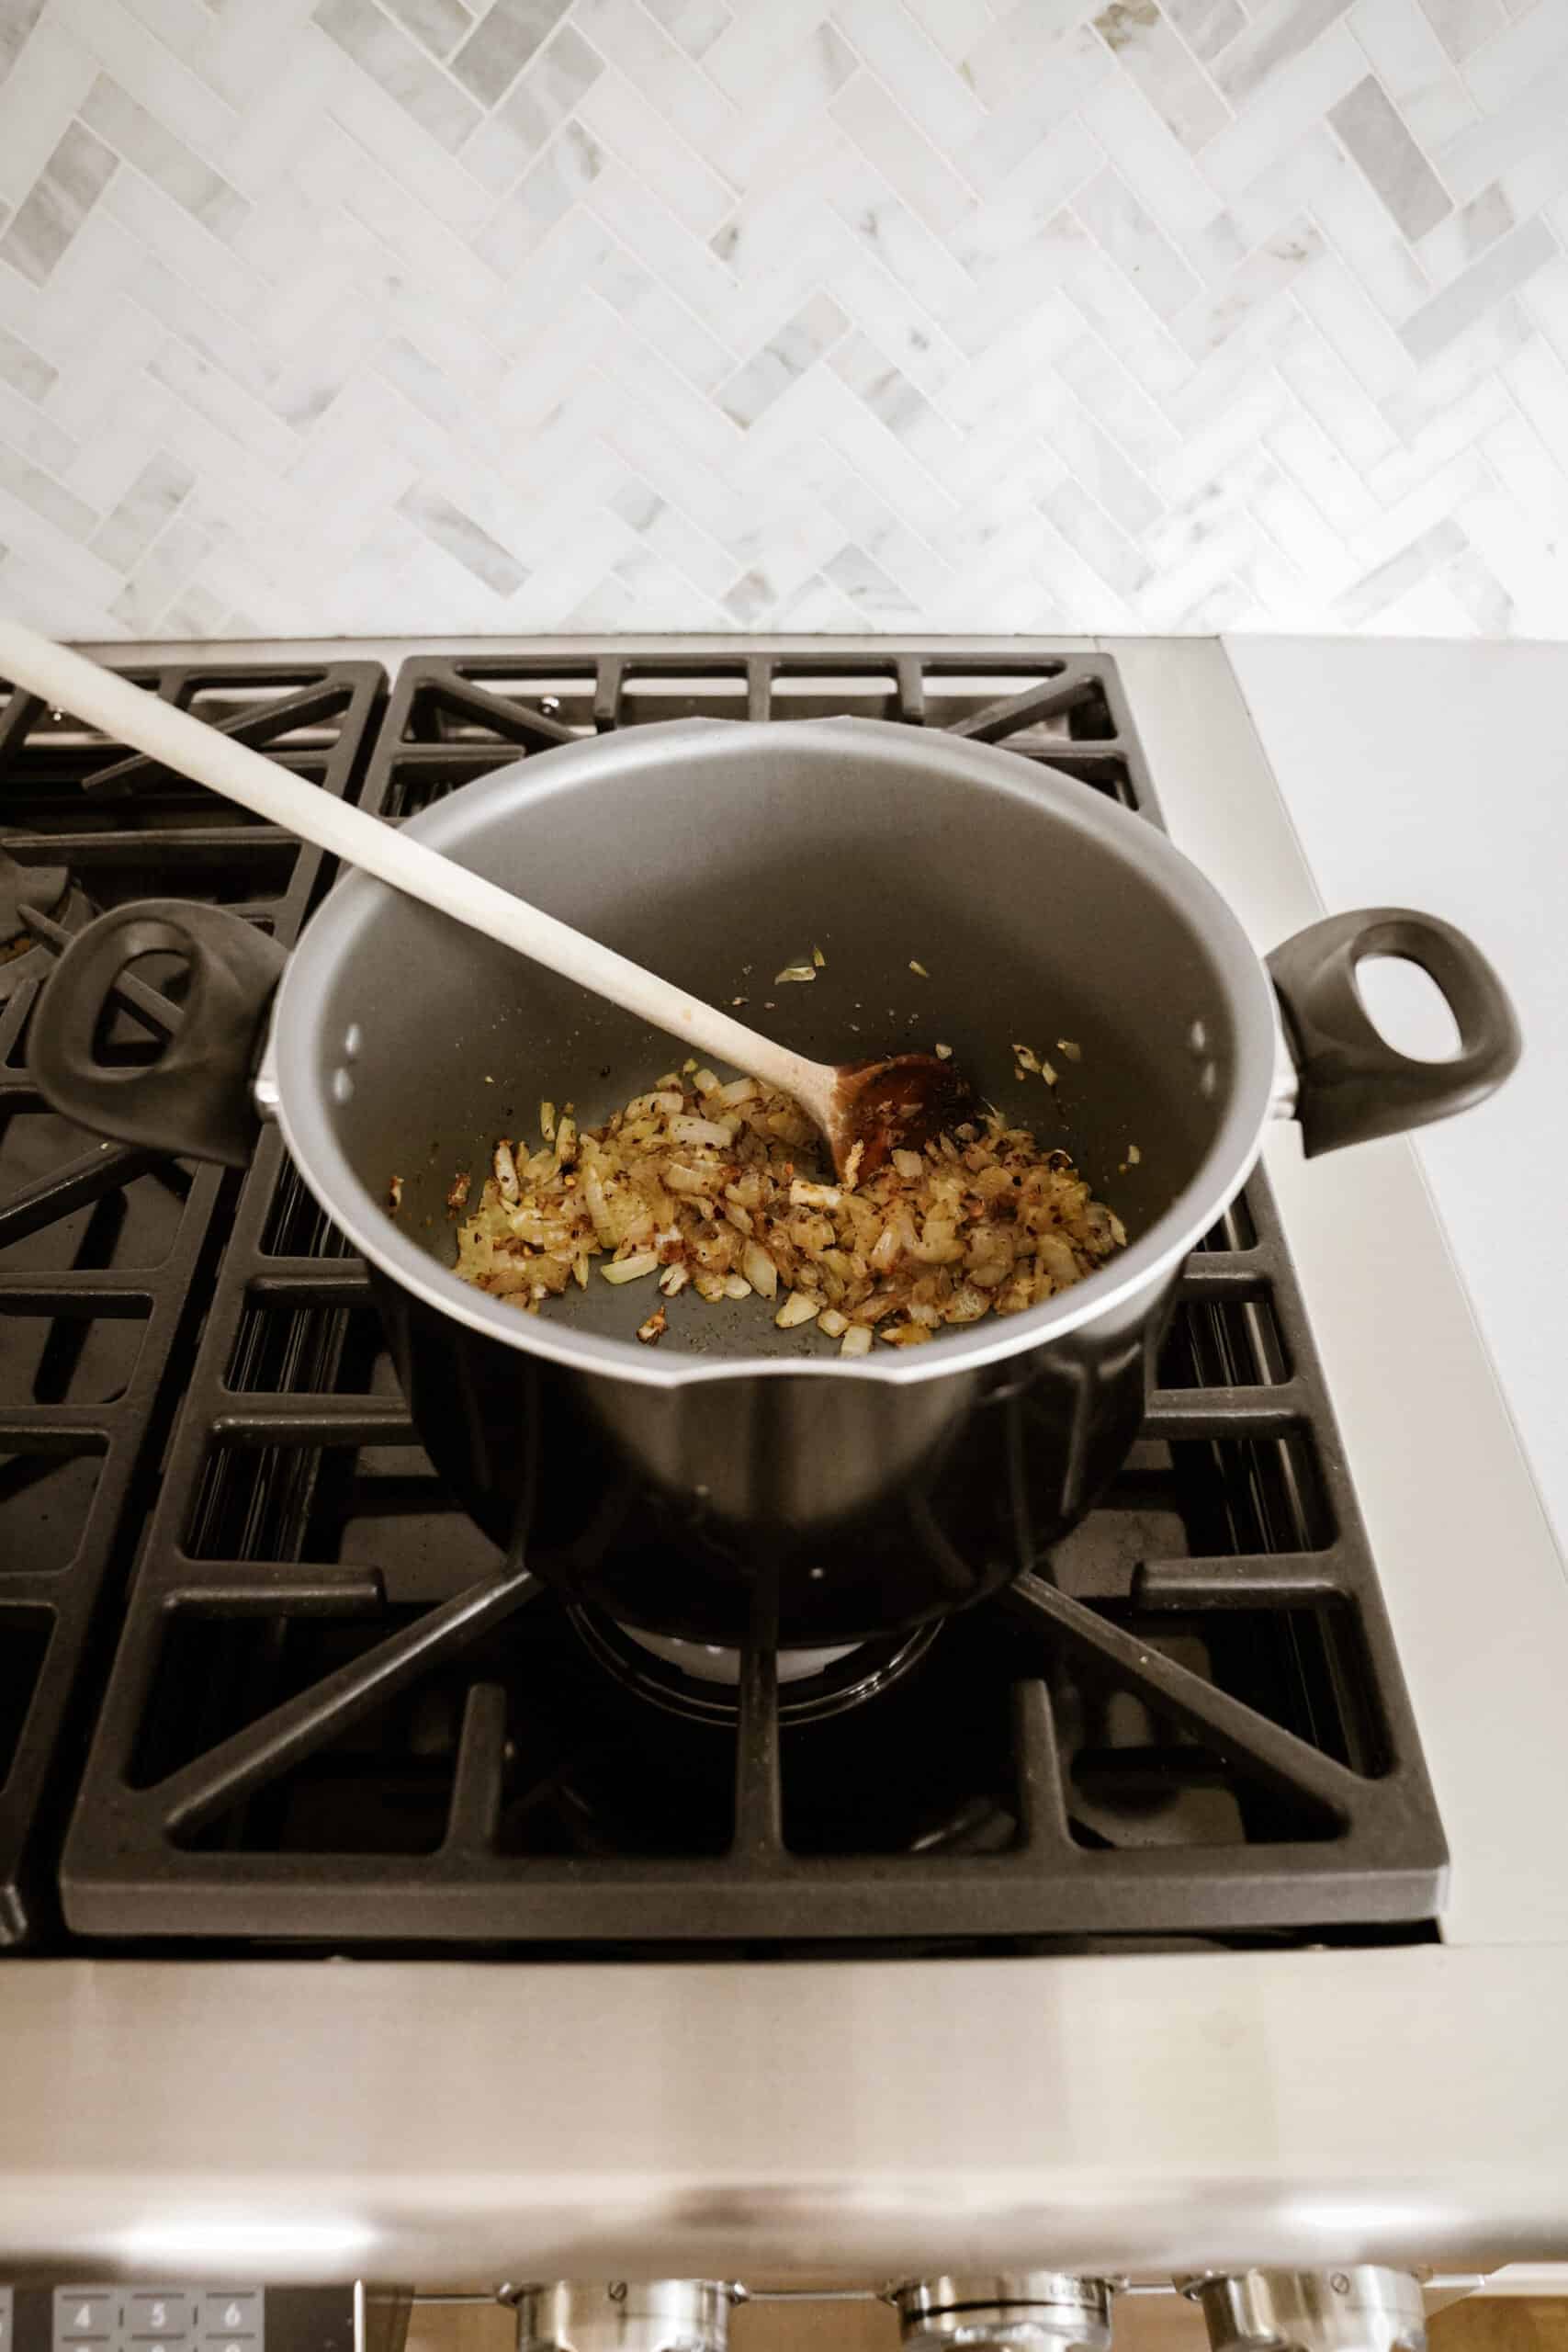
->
[[4, 633, 1568, 2286], [1224, 635, 1568, 1565]]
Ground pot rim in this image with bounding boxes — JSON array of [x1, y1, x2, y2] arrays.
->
[[267, 717, 1281, 1388]]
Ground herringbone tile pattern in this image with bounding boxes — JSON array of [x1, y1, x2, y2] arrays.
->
[[0, 0, 1565, 639]]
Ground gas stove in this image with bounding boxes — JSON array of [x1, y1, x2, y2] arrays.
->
[[0, 640, 1445, 1956]]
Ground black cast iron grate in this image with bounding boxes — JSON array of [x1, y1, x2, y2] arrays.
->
[[0, 659, 386, 1945], [23, 645, 1444, 1949]]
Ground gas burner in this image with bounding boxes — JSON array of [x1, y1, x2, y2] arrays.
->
[[570, 1606, 942, 1726], [0, 849, 85, 1001]]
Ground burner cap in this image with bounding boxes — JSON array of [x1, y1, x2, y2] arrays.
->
[[569, 1603, 941, 1726]]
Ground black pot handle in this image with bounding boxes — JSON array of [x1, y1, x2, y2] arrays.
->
[[28, 899, 287, 1167], [1268, 907, 1520, 1159]]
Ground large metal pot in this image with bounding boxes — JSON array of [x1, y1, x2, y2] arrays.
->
[[28, 718, 1518, 1647]]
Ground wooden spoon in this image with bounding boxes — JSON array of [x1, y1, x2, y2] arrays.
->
[[0, 621, 978, 1178]]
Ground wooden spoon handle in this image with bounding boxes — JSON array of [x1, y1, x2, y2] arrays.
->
[[0, 620, 820, 1100]]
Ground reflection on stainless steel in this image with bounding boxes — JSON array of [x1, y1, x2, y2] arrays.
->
[[889, 2276, 1114, 2352], [503, 2283, 737, 2352], [1183, 2271, 1426, 2352]]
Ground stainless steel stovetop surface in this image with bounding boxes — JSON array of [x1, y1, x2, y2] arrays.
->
[[1, 636, 1566, 2279]]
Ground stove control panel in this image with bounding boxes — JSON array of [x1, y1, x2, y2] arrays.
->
[[53, 2289, 263, 2352], [0, 2292, 347, 2352]]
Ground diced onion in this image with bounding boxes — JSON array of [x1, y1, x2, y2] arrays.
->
[[449, 1062, 1126, 1352], [671, 1114, 734, 1148], [492, 1140, 521, 1203], [601, 1250, 659, 1284], [742, 1240, 778, 1298]]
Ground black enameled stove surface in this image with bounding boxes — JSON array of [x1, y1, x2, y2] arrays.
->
[[0, 644, 1445, 1952]]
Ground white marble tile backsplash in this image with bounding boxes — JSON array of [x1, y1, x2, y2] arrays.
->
[[0, 0, 1564, 639]]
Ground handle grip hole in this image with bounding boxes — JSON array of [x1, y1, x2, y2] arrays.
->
[[88, 946, 189, 1068], [1354, 952, 1463, 1064]]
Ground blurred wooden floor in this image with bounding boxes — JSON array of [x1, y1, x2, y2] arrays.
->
[[406, 2291, 1568, 2352]]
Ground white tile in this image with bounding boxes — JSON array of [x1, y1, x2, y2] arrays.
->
[[1213, 0, 1356, 101], [832, 0, 988, 149], [959, 22, 1111, 193], [0, 17, 98, 210], [1349, 0, 1478, 152], [1419, 0, 1509, 67], [586, 159, 737, 324], [1073, 165, 1202, 322], [1172, 219, 1326, 362], [964, 0, 1100, 109], [1055, 330, 1182, 472], [705, 21, 855, 190], [1092, 0, 1229, 148], [1435, 37, 1568, 202], [1503, 334, 1568, 475], [1292, 235, 1417, 397], [52, 0, 240, 155], [0, 375, 77, 480], [1077, 71, 1242, 285], [1381, 291, 1528, 433], [1199, 20, 1363, 193], [1267, 406, 1383, 533], [571, 0, 733, 144], [1476, 402, 1568, 539], [899, 0, 995, 70], [831, 69, 976, 233], [1366, 373, 1513, 500], [577, 64, 733, 236], [1400, 215, 1557, 361]]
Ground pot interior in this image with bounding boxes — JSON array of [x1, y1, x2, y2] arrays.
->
[[286, 720, 1264, 1363]]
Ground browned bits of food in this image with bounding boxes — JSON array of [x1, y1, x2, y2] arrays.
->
[[450, 1073, 1127, 1352], [446, 1170, 470, 1213]]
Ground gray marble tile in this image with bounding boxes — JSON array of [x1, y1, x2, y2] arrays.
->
[[397, 481, 528, 593], [91, 448, 197, 572], [1401, 214, 1558, 360], [313, 0, 481, 153], [450, 0, 570, 107], [641, 0, 730, 61], [1213, 0, 1355, 102], [718, 292, 848, 427], [0, 0, 46, 72], [0, 121, 118, 288], [1329, 72, 1450, 239], [1094, 0, 1229, 150], [81, 73, 248, 238], [1164, 0, 1246, 62], [378, 0, 473, 60], [462, 24, 604, 192], [1421, 0, 1508, 63], [0, 322, 56, 403]]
